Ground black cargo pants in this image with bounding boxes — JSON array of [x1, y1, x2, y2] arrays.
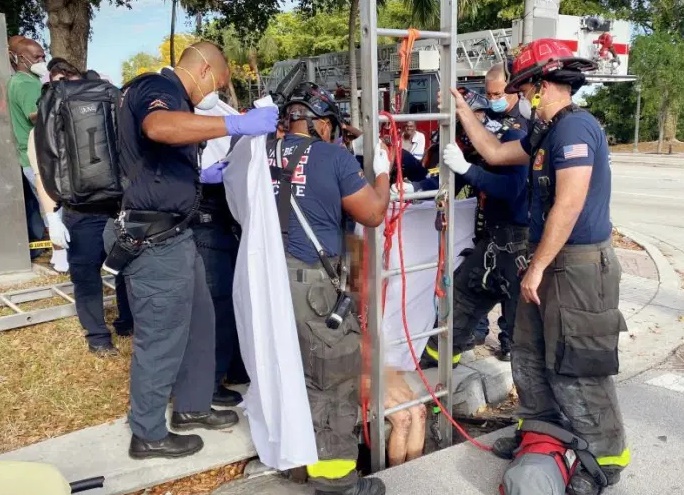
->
[[287, 255, 361, 492], [425, 226, 526, 364], [104, 222, 216, 441], [512, 239, 630, 472]]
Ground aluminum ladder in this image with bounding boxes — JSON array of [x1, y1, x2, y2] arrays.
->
[[360, 0, 458, 472]]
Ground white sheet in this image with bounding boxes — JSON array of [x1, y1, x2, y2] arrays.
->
[[195, 100, 240, 167], [382, 198, 477, 370], [221, 96, 318, 470]]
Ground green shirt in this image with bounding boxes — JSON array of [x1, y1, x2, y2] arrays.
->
[[8, 71, 42, 169]]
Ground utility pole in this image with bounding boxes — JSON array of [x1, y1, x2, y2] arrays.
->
[[633, 82, 642, 153], [523, 0, 535, 43]]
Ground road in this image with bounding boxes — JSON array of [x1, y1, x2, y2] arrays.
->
[[611, 159, 684, 274]]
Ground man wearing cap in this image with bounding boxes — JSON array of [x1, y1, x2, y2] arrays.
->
[[446, 39, 629, 494]]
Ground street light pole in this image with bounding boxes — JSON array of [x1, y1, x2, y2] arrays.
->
[[633, 82, 642, 153], [523, 0, 534, 43]]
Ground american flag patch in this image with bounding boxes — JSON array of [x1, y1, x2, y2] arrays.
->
[[563, 144, 589, 160]]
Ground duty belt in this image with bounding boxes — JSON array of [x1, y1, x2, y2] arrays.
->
[[124, 210, 182, 239]]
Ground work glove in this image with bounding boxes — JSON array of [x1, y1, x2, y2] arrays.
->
[[390, 181, 415, 195], [46, 211, 70, 249], [443, 143, 472, 175], [374, 141, 391, 177], [224, 106, 278, 136], [200, 161, 228, 184]]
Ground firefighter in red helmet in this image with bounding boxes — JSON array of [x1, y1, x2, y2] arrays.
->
[[444, 38, 630, 495]]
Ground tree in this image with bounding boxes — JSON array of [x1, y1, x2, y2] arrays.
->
[[121, 52, 162, 82], [0, 0, 44, 38], [629, 32, 684, 150], [42, 0, 133, 72]]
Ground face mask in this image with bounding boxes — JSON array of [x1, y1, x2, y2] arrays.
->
[[195, 91, 219, 110], [489, 96, 508, 113], [23, 56, 48, 78], [518, 97, 532, 120]]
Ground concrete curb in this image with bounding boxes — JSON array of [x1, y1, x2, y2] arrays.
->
[[615, 226, 681, 292], [611, 153, 684, 169]]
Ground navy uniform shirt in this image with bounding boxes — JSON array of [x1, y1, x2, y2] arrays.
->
[[269, 134, 368, 264], [521, 110, 612, 244], [118, 68, 198, 215]]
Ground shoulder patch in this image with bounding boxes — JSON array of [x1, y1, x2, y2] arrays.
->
[[533, 149, 545, 171], [148, 99, 169, 111]]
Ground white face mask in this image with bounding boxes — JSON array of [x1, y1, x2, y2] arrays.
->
[[195, 91, 219, 110], [29, 61, 49, 78], [518, 97, 532, 120]]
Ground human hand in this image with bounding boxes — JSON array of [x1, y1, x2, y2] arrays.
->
[[521, 263, 544, 305], [46, 211, 70, 249], [224, 106, 278, 136], [443, 143, 471, 175], [449, 87, 471, 113], [200, 161, 228, 184], [390, 181, 415, 195], [374, 140, 391, 177]]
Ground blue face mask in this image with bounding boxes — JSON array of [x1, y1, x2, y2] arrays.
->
[[489, 96, 508, 113]]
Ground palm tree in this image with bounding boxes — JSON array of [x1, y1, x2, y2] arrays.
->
[[170, 0, 179, 67], [406, 0, 481, 29]]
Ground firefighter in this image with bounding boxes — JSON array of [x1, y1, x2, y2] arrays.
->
[[270, 82, 390, 495], [420, 89, 528, 368], [447, 39, 629, 494]]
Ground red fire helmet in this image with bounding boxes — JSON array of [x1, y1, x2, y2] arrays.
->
[[505, 38, 598, 94]]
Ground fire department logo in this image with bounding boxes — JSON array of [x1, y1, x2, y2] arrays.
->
[[533, 149, 545, 171]]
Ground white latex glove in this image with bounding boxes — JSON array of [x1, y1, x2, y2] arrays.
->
[[390, 181, 415, 195], [443, 143, 472, 175], [46, 211, 70, 249], [374, 141, 391, 177]]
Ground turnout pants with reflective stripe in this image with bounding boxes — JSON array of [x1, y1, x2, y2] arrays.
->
[[287, 256, 361, 492], [512, 239, 630, 471]]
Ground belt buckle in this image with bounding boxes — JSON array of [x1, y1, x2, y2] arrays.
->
[[199, 213, 212, 224]]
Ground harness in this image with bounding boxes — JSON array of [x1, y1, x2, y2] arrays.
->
[[527, 104, 586, 220], [504, 420, 609, 492]]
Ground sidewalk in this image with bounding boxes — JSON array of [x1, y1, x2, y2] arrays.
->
[[2, 228, 683, 495]]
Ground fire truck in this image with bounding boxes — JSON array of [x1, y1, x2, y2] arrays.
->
[[263, 13, 636, 137]]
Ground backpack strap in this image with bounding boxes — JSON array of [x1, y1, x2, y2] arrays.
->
[[273, 137, 316, 238]]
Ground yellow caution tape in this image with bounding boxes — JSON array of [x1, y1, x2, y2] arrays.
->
[[28, 241, 54, 250]]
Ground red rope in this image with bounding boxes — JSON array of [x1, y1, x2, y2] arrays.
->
[[359, 111, 493, 453]]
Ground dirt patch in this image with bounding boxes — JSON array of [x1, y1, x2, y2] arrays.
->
[[611, 141, 684, 154], [127, 460, 249, 495], [0, 307, 132, 453], [612, 228, 643, 251], [658, 344, 684, 371]]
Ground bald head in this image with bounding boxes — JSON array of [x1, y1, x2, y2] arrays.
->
[[8, 35, 25, 69], [176, 41, 229, 108], [485, 62, 517, 114], [12, 38, 46, 75]]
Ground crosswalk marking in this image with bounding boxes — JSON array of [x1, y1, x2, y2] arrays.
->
[[646, 373, 684, 394]]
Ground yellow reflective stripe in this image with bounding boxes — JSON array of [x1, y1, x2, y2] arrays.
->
[[597, 448, 631, 467], [307, 460, 356, 480], [517, 419, 524, 430], [425, 344, 461, 365]]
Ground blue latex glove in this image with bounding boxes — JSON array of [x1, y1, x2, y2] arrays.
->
[[224, 107, 278, 136], [200, 161, 228, 184]]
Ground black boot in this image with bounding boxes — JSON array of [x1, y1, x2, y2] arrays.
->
[[567, 469, 602, 495], [129, 432, 203, 459], [212, 385, 243, 407], [171, 408, 239, 431], [492, 435, 520, 460], [496, 340, 511, 362], [315, 478, 386, 495]]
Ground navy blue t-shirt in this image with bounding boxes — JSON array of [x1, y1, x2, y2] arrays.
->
[[269, 134, 368, 264], [462, 125, 529, 226], [118, 69, 199, 215], [521, 111, 612, 244]]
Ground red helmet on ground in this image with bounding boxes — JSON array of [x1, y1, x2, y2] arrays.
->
[[505, 38, 598, 94]]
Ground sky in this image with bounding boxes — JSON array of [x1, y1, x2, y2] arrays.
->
[[84, 0, 298, 86]]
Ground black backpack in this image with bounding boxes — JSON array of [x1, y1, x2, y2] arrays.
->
[[34, 78, 123, 207]]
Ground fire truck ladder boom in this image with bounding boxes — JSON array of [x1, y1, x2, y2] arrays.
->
[[360, 0, 457, 472]]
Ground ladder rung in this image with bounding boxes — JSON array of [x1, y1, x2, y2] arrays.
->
[[384, 389, 449, 416], [0, 295, 23, 314], [377, 28, 451, 41], [388, 325, 448, 347], [51, 287, 75, 304], [379, 113, 451, 123], [383, 262, 438, 279], [390, 189, 440, 202]]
